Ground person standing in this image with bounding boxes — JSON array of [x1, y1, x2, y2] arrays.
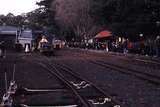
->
[[0, 41, 5, 58], [155, 36, 160, 57], [0, 43, 2, 57], [123, 39, 128, 54]]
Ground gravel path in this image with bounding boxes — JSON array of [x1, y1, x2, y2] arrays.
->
[[52, 49, 160, 107], [0, 49, 160, 107]]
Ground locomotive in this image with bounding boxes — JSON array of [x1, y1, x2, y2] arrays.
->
[[38, 36, 54, 56]]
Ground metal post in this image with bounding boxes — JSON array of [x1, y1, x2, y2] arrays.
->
[[13, 64, 16, 81], [16, 30, 18, 44], [4, 71, 8, 93]]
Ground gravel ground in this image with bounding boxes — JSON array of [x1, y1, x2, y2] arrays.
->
[[68, 48, 160, 75], [0, 52, 73, 105], [51, 49, 160, 107], [0, 49, 160, 107]]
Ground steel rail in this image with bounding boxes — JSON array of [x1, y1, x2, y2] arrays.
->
[[90, 60, 160, 85], [31, 52, 122, 107], [67, 49, 160, 68], [70, 50, 160, 85], [135, 58, 160, 66], [44, 58, 121, 107], [38, 61, 92, 107]]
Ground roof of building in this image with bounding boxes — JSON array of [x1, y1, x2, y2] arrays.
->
[[95, 30, 112, 39], [0, 26, 18, 35]]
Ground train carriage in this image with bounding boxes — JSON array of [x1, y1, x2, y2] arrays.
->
[[52, 39, 63, 49]]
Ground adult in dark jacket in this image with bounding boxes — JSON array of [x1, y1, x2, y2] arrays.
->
[[123, 39, 128, 54], [0, 41, 5, 58], [155, 36, 160, 57]]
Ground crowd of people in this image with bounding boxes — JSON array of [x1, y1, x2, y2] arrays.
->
[[123, 36, 160, 57], [67, 36, 160, 57], [1, 35, 160, 58]]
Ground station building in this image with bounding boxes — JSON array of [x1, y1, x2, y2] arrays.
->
[[0, 25, 33, 50], [0, 26, 18, 49], [18, 30, 33, 49]]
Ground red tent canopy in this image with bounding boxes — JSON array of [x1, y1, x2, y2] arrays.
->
[[95, 30, 112, 39]]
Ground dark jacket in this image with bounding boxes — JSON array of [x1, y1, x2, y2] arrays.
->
[[156, 38, 160, 47]]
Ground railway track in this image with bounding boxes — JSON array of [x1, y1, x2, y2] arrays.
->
[[35, 56, 122, 107], [63, 50, 160, 85], [135, 58, 160, 66], [69, 49, 160, 68], [90, 60, 160, 85], [106, 53, 160, 68], [2, 50, 160, 107]]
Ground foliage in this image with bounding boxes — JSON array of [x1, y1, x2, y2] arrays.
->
[[90, 0, 160, 39], [2, 0, 160, 40], [0, 13, 25, 26], [34, 0, 58, 35]]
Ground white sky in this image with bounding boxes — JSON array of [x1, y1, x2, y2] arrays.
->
[[0, 0, 41, 16]]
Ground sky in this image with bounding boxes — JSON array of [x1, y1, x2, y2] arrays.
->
[[0, 0, 41, 16]]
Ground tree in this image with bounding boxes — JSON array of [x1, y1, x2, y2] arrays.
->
[[90, 0, 160, 39], [52, 0, 102, 40], [33, 0, 160, 40], [0, 13, 26, 27], [90, 0, 117, 25], [35, 0, 58, 34]]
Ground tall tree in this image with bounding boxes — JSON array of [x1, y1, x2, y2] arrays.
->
[[52, 0, 102, 39], [35, 0, 58, 34], [0, 13, 25, 26], [90, 0, 160, 39]]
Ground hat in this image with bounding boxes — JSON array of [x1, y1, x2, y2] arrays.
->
[[157, 36, 160, 39]]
